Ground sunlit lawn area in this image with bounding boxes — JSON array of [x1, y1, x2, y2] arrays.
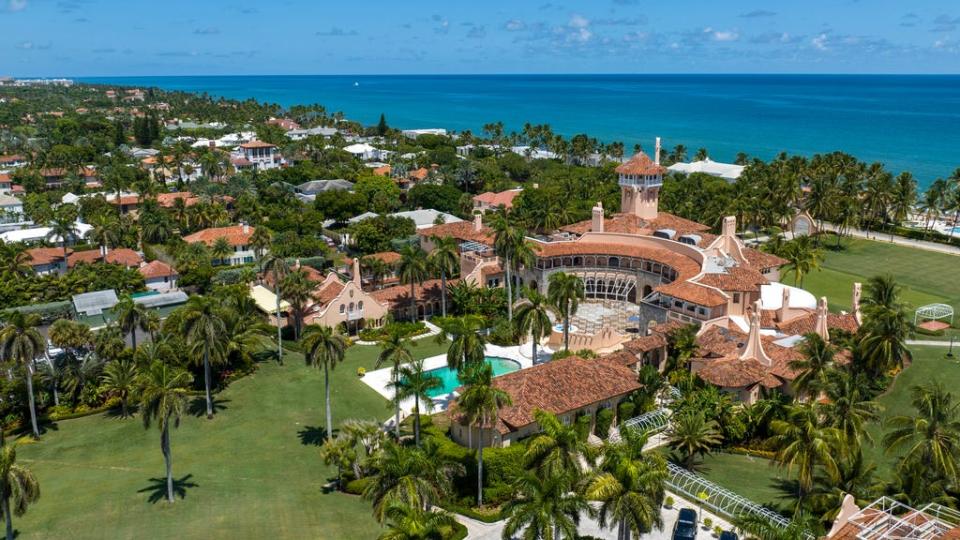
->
[[693, 452, 796, 513], [15, 340, 450, 540]]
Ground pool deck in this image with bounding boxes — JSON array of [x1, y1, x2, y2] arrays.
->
[[360, 343, 546, 414]]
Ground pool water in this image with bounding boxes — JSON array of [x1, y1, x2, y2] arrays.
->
[[417, 357, 521, 398]]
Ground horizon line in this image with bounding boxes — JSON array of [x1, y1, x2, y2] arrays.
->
[[8, 71, 960, 79]]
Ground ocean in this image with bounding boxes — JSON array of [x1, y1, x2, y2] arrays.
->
[[80, 74, 960, 187]]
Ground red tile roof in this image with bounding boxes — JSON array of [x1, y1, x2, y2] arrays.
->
[[26, 247, 69, 266], [560, 212, 710, 236], [418, 221, 495, 246], [697, 266, 769, 293], [370, 279, 455, 308], [533, 240, 702, 282], [239, 140, 276, 149], [743, 247, 788, 270], [364, 251, 401, 265], [408, 167, 429, 180], [139, 260, 177, 279], [183, 225, 255, 247], [68, 248, 142, 268], [473, 189, 522, 209], [615, 152, 664, 176], [655, 280, 728, 307]]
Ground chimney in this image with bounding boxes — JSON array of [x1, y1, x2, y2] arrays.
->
[[591, 201, 604, 233], [815, 296, 830, 342], [722, 216, 736, 238], [294, 258, 301, 270], [852, 282, 863, 325], [352, 257, 361, 287], [778, 287, 791, 322], [474, 213, 482, 232], [654, 137, 661, 166], [740, 300, 772, 366], [242, 222, 249, 234]]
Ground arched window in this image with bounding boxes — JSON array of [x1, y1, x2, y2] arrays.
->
[[349, 302, 354, 311], [609, 257, 619, 268], [358, 301, 363, 310], [339, 304, 345, 313]]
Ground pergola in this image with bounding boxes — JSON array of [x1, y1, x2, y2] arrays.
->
[[914, 303, 954, 326]]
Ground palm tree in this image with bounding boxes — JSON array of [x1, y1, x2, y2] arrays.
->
[[397, 244, 429, 321], [0, 311, 45, 438], [361, 256, 391, 290], [87, 212, 120, 255], [820, 370, 880, 454], [302, 324, 348, 438], [0, 436, 40, 540], [547, 272, 584, 352], [377, 502, 458, 540], [514, 288, 554, 364], [0, 241, 31, 278], [889, 172, 917, 240], [249, 225, 272, 274], [781, 236, 824, 287], [45, 210, 79, 269], [138, 360, 192, 503], [210, 236, 233, 266], [377, 328, 415, 440], [859, 275, 913, 375], [789, 333, 834, 397], [180, 296, 227, 419], [390, 359, 440, 447], [587, 428, 668, 540], [735, 513, 819, 540], [427, 236, 459, 317], [666, 411, 723, 469], [437, 315, 486, 372], [457, 363, 512, 506], [768, 404, 841, 499], [262, 254, 289, 362], [100, 358, 139, 418], [62, 353, 104, 405], [363, 441, 463, 523], [492, 214, 533, 321], [114, 295, 150, 352], [525, 409, 593, 480], [501, 471, 590, 540], [883, 382, 960, 484], [281, 267, 317, 340]]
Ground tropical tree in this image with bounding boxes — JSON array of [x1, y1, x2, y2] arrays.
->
[[427, 236, 459, 317], [377, 502, 458, 540], [100, 358, 140, 418], [0, 311, 45, 438], [768, 404, 841, 499], [735, 512, 820, 540], [180, 295, 227, 419], [210, 236, 233, 266], [859, 275, 913, 375], [436, 315, 487, 372], [0, 436, 40, 540], [363, 441, 463, 523], [492, 214, 533, 321], [586, 428, 668, 540], [280, 267, 317, 341], [377, 328, 415, 439], [114, 295, 150, 352], [302, 324, 348, 438], [820, 370, 880, 454], [0, 241, 31, 278], [361, 256, 392, 290], [883, 382, 960, 485], [390, 358, 441, 447], [138, 360, 192, 503], [501, 471, 591, 540], [45, 207, 80, 267], [249, 225, 272, 274], [525, 409, 593, 480], [397, 244, 429, 321], [666, 411, 723, 469], [547, 272, 585, 352], [457, 363, 512, 506], [780, 236, 824, 287], [513, 288, 554, 364], [262, 253, 289, 362], [789, 333, 834, 397]]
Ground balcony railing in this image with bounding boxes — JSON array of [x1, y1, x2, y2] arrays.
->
[[618, 176, 663, 189], [346, 309, 364, 321]]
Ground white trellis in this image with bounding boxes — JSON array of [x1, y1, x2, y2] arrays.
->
[[665, 463, 807, 536], [621, 408, 671, 434], [915, 303, 954, 326]]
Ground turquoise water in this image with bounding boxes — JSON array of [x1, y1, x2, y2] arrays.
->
[[79, 74, 960, 187], [418, 356, 521, 398]]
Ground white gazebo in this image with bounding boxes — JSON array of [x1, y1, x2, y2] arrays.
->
[[914, 303, 954, 326]]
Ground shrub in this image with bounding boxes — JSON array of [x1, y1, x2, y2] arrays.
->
[[344, 476, 373, 495], [594, 408, 614, 439], [714, 526, 724, 537], [704, 517, 713, 529], [357, 321, 427, 342], [487, 318, 518, 346], [617, 401, 636, 425], [665, 496, 675, 508], [574, 414, 592, 441]]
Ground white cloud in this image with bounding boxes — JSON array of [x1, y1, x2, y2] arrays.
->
[[567, 15, 592, 43], [8, 0, 26, 12], [505, 19, 525, 31], [713, 30, 739, 42], [812, 33, 829, 51], [570, 14, 590, 28], [16, 41, 32, 49]]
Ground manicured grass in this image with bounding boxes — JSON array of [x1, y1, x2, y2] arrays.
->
[[15, 339, 450, 540], [803, 235, 960, 313], [693, 452, 796, 513]]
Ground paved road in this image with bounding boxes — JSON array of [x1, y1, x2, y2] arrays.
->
[[820, 223, 960, 256]]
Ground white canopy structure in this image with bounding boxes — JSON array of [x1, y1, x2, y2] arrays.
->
[[915, 303, 954, 325]]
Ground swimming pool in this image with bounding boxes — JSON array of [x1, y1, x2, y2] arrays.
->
[[416, 357, 521, 398]]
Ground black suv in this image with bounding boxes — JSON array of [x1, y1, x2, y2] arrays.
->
[[719, 531, 739, 540], [672, 508, 698, 540]]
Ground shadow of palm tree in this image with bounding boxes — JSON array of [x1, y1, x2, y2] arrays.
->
[[138, 474, 199, 503], [188, 397, 231, 417], [34, 416, 60, 436], [103, 405, 140, 419], [297, 425, 332, 446]]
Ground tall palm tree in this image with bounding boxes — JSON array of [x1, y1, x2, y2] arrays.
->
[[587, 428, 668, 540], [280, 267, 317, 341], [525, 409, 593, 480], [361, 256, 392, 290], [210, 236, 233, 266], [457, 363, 512, 506], [492, 214, 533, 321], [45, 210, 79, 269], [789, 333, 834, 397], [377, 328, 415, 439], [302, 324, 348, 438], [0, 311, 45, 438], [0, 241, 31, 278], [781, 236, 824, 287], [513, 288, 554, 364], [0, 436, 40, 540], [377, 502, 458, 540], [883, 382, 960, 485], [101, 358, 140, 418], [820, 370, 880, 454], [859, 275, 913, 375], [397, 244, 429, 321], [501, 471, 590, 540], [547, 272, 584, 352], [249, 225, 272, 274], [114, 295, 150, 352], [390, 359, 441, 447], [180, 296, 227, 419], [427, 236, 459, 317], [768, 404, 841, 499], [138, 360, 192, 503], [436, 315, 487, 372], [87, 212, 120, 255], [889, 172, 917, 240], [666, 411, 723, 469], [262, 254, 289, 362], [363, 441, 463, 523]]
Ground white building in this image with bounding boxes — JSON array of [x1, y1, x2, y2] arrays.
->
[[0, 194, 31, 232], [287, 126, 338, 141], [138, 260, 179, 292], [237, 141, 282, 170], [390, 209, 462, 230], [0, 222, 92, 245], [510, 146, 558, 160], [343, 143, 390, 161], [401, 128, 448, 138], [668, 158, 744, 182]]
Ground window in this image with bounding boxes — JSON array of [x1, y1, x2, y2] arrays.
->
[[349, 302, 354, 311], [339, 304, 345, 313], [733, 292, 740, 303], [358, 301, 363, 310]]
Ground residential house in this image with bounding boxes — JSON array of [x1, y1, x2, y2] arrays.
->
[[237, 141, 282, 170], [401, 128, 447, 138], [370, 278, 454, 321], [0, 222, 92, 245], [26, 246, 143, 275], [472, 188, 522, 212], [0, 194, 30, 232], [667, 158, 744, 183], [183, 224, 259, 265], [390, 209, 462, 230], [286, 126, 338, 141], [0, 155, 27, 168], [138, 260, 179, 292], [267, 118, 301, 131]]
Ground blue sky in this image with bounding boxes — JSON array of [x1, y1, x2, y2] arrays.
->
[[2, 0, 959, 76]]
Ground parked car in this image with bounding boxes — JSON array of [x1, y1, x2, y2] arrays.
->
[[719, 531, 738, 540], [673, 508, 698, 540]]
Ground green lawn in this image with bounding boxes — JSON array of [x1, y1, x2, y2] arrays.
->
[[693, 452, 795, 512], [803, 235, 960, 315], [15, 339, 451, 540]]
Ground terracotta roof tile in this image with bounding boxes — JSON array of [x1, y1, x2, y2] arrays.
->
[[561, 212, 709, 236], [365, 251, 401, 265], [655, 280, 727, 307], [27, 247, 70, 266], [697, 266, 769, 292], [370, 279, 456, 308], [615, 152, 665, 175], [532, 240, 701, 282], [418, 221, 495, 246], [743, 247, 788, 270], [473, 189, 521, 209], [184, 225, 254, 247], [139, 260, 177, 279], [239, 140, 276, 149]]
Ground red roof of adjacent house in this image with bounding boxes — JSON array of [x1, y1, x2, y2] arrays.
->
[[364, 251, 401, 265], [408, 167, 429, 180], [370, 279, 456, 308], [473, 189, 522, 209], [139, 260, 178, 279], [183, 224, 255, 247], [696, 266, 769, 293], [453, 356, 641, 434], [69, 248, 143, 268], [615, 152, 664, 176], [155, 191, 234, 208], [239, 140, 276, 149], [109, 195, 140, 206], [267, 118, 301, 131], [231, 157, 253, 167], [372, 165, 392, 176], [560, 212, 710, 236], [26, 247, 70, 266], [0, 173, 10, 183], [418, 221, 495, 246], [0, 155, 25, 164]]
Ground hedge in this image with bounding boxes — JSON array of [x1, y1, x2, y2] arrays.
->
[[344, 476, 373, 496], [594, 408, 614, 439]]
